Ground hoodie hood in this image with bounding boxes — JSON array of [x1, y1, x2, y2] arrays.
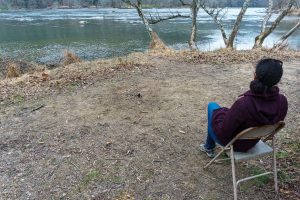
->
[[241, 86, 280, 101]]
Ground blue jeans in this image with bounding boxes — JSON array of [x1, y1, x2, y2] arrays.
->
[[205, 102, 222, 149]]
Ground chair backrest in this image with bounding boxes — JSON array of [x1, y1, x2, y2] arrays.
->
[[237, 121, 285, 140]]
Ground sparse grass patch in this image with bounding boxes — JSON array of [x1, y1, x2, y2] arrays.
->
[[11, 94, 25, 104], [249, 166, 271, 187], [284, 140, 300, 153], [276, 150, 289, 159], [109, 175, 123, 184], [66, 82, 78, 91], [82, 170, 101, 186], [278, 170, 291, 183]]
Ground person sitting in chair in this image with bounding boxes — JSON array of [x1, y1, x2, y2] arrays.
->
[[200, 58, 288, 158]]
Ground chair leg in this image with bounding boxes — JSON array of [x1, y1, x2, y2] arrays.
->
[[204, 148, 227, 169], [273, 138, 278, 194], [231, 145, 238, 200]]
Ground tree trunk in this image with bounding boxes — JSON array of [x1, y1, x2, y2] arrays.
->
[[189, 0, 199, 51], [122, 0, 153, 34], [261, 0, 273, 33], [253, 0, 295, 48], [273, 20, 300, 50], [226, 0, 251, 48], [134, 5, 153, 34], [180, 0, 200, 50], [132, 2, 167, 50], [200, 5, 228, 46]]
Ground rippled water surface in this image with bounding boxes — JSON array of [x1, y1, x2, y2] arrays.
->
[[0, 8, 299, 63]]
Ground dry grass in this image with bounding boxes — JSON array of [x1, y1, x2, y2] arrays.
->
[[0, 49, 299, 102], [62, 51, 82, 66], [0, 52, 154, 102], [1, 60, 45, 79], [6, 62, 20, 78], [149, 32, 170, 52], [115, 55, 155, 70], [170, 48, 300, 65]]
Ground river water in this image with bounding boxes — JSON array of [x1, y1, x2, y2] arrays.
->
[[0, 8, 299, 64]]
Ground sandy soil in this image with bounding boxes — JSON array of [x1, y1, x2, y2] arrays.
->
[[0, 55, 299, 200]]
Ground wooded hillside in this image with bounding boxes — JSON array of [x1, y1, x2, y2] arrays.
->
[[1, 0, 298, 9]]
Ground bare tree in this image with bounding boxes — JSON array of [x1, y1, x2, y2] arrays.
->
[[201, 0, 251, 49], [200, 5, 228, 46], [179, 0, 202, 50], [122, 0, 153, 33], [253, 0, 295, 49], [273, 20, 300, 50], [122, 0, 188, 50]]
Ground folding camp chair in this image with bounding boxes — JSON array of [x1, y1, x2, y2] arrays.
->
[[204, 121, 285, 200]]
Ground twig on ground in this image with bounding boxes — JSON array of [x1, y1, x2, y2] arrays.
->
[[31, 104, 45, 112], [153, 160, 164, 163], [105, 158, 127, 161]]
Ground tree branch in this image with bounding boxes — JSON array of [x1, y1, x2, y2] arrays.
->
[[200, 1, 228, 45], [122, 0, 134, 7], [180, 0, 191, 6], [262, 0, 274, 32], [273, 20, 300, 50], [148, 12, 190, 24], [264, 0, 295, 38]]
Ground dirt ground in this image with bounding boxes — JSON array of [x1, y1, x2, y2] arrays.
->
[[0, 54, 299, 200]]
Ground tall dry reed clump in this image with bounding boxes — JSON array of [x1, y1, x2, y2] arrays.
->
[[62, 51, 82, 66], [148, 32, 175, 57], [149, 32, 169, 51], [6, 62, 20, 78]]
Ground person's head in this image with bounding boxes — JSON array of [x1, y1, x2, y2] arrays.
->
[[250, 58, 283, 93]]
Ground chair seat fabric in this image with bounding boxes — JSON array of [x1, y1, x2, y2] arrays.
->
[[227, 140, 273, 162]]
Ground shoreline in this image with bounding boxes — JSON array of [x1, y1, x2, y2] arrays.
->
[[1, 48, 300, 77], [1, 48, 300, 102]]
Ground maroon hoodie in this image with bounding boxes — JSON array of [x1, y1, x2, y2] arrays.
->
[[212, 86, 288, 152]]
